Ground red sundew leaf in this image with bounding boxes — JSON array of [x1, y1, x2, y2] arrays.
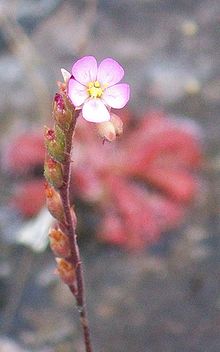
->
[[10, 180, 45, 218], [147, 194, 185, 231], [144, 129, 201, 169], [74, 117, 97, 143], [3, 132, 45, 174], [145, 167, 198, 203], [98, 190, 185, 250], [121, 116, 202, 176], [71, 167, 105, 203], [97, 212, 128, 246], [78, 110, 202, 249], [74, 111, 202, 248], [101, 177, 161, 249]]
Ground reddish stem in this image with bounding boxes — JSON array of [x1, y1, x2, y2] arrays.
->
[[59, 111, 93, 352]]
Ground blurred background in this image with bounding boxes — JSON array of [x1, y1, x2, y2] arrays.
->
[[0, 0, 220, 351]]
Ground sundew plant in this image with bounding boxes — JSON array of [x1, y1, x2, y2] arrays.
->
[[44, 56, 130, 352]]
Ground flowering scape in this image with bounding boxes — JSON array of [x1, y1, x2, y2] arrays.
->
[[0, 55, 204, 352]]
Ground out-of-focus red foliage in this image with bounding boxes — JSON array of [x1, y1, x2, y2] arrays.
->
[[119, 111, 201, 203], [3, 131, 45, 175], [71, 110, 202, 249], [10, 180, 46, 218], [2, 110, 202, 249]]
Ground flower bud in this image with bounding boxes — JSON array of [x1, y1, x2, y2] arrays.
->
[[45, 183, 64, 221], [53, 93, 72, 130], [97, 114, 123, 142], [54, 93, 65, 111], [44, 157, 63, 189], [44, 125, 66, 163], [110, 113, 123, 137], [97, 121, 116, 142], [49, 227, 71, 257], [44, 127, 55, 141], [55, 258, 75, 285]]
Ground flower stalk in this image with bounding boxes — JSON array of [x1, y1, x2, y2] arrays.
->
[[44, 89, 93, 352], [58, 108, 93, 352], [44, 56, 130, 352]]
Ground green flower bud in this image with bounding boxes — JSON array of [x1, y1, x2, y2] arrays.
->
[[44, 125, 66, 163], [44, 157, 63, 189], [53, 93, 73, 131]]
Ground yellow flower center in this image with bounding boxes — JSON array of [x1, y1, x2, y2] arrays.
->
[[87, 81, 104, 98]]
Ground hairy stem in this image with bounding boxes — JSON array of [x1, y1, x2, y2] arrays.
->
[[59, 112, 93, 352]]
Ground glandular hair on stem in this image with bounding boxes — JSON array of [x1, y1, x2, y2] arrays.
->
[[76, 304, 84, 314]]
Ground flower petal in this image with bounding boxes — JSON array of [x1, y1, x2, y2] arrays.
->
[[97, 58, 124, 87], [82, 99, 110, 123], [68, 78, 89, 107], [71, 56, 97, 85], [102, 83, 130, 108], [61, 68, 71, 83]]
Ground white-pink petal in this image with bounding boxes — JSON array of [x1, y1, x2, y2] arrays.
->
[[61, 68, 71, 83], [71, 56, 97, 85], [102, 83, 130, 109], [97, 58, 124, 87], [82, 99, 110, 123], [68, 78, 89, 107]]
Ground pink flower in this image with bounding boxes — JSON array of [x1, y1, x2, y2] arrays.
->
[[68, 56, 130, 123]]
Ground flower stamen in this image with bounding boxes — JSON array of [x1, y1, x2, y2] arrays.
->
[[88, 81, 103, 98]]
